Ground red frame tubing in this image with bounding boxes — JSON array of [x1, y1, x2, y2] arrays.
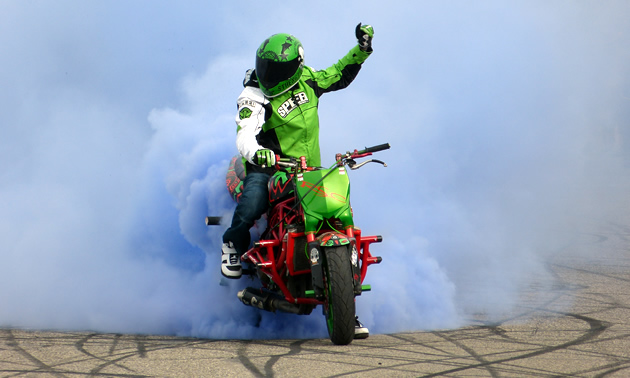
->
[[352, 228, 382, 284], [242, 195, 382, 305], [241, 197, 322, 306]]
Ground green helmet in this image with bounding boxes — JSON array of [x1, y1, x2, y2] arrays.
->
[[255, 33, 304, 97]]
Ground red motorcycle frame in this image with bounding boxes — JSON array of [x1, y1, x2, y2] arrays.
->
[[212, 143, 389, 345]]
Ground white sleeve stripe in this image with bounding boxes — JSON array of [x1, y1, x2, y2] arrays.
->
[[235, 87, 267, 163]]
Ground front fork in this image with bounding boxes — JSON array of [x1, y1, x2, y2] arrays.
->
[[307, 240, 325, 299], [308, 234, 364, 300]]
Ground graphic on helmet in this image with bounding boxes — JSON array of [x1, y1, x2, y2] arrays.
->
[[255, 33, 304, 97]]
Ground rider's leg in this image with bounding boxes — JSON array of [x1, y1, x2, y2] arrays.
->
[[221, 172, 270, 278]]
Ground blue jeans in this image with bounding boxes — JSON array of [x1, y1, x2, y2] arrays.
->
[[223, 172, 271, 255]]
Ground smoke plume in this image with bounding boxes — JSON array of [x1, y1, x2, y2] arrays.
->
[[1, 1, 629, 338]]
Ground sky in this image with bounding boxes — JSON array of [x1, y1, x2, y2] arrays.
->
[[1, 1, 629, 338]]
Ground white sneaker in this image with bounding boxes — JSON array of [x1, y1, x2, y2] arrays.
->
[[221, 242, 242, 279], [354, 316, 369, 339]]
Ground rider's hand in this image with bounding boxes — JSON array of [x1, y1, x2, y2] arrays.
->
[[253, 149, 276, 168], [355, 23, 374, 53]]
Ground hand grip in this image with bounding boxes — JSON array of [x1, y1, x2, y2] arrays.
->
[[362, 143, 390, 154]]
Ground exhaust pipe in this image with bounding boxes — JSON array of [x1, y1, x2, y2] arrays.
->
[[237, 287, 300, 314], [205, 216, 222, 226]]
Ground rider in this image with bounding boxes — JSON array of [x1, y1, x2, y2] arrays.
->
[[221, 24, 374, 335]]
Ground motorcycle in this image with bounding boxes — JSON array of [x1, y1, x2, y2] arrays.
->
[[208, 143, 389, 345]]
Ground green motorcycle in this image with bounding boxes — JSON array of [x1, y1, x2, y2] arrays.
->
[[215, 143, 389, 345]]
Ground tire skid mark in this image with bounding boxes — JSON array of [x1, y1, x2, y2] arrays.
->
[[387, 333, 454, 357], [327, 360, 444, 377], [134, 335, 147, 358], [433, 330, 501, 378], [593, 362, 630, 378], [75, 333, 99, 358], [263, 339, 307, 376], [235, 339, 311, 376], [88, 352, 149, 377], [237, 340, 264, 377], [424, 313, 610, 377], [606, 222, 630, 236], [75, 333, 137, 375], [553, 262, 630, 283], [245, 338, 430, 376], [302, 335, 482, 376], [587, 233, 610, 244], [88, 336, 196, 377], [307, 342, 439, 378], [2, 329, 65, 377], [109, 334, 122, 356]]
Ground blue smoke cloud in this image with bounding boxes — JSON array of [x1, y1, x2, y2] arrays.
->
[[1, 1, 629, 338]]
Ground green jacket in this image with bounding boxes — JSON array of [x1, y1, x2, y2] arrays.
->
[[235, 45, 371, 173]]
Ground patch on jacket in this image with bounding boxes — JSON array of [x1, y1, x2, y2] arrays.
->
[[278, 92, 309, 118], [238, 99, 257, 120], [239, 107, 252, 119]]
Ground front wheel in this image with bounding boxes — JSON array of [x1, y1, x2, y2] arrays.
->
[[323, 245, 355, 345]]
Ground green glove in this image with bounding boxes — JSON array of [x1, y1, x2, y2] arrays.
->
[[355, 23, 374, 52], [254, 149, 276, 168]]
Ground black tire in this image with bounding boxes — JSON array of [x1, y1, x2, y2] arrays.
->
[[323, 245, 355, 345]]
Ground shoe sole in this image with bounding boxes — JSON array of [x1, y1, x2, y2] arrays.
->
[[354, 331, 369, 339], [221, 268, 242, 279]]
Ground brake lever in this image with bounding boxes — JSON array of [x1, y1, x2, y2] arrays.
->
[[348, 159, 387, 170]]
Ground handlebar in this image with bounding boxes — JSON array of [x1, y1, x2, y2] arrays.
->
[[276, 142, 390, 170], [358, 143, 391, 154]]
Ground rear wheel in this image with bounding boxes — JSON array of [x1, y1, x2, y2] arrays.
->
[[323, 245, 355, 345]]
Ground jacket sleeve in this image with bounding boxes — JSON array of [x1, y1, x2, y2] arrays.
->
[[235, 86, 267, 164], [306, 45, 372, 97]]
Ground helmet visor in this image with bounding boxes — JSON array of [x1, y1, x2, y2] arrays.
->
[[256, 57, 302, 92]]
